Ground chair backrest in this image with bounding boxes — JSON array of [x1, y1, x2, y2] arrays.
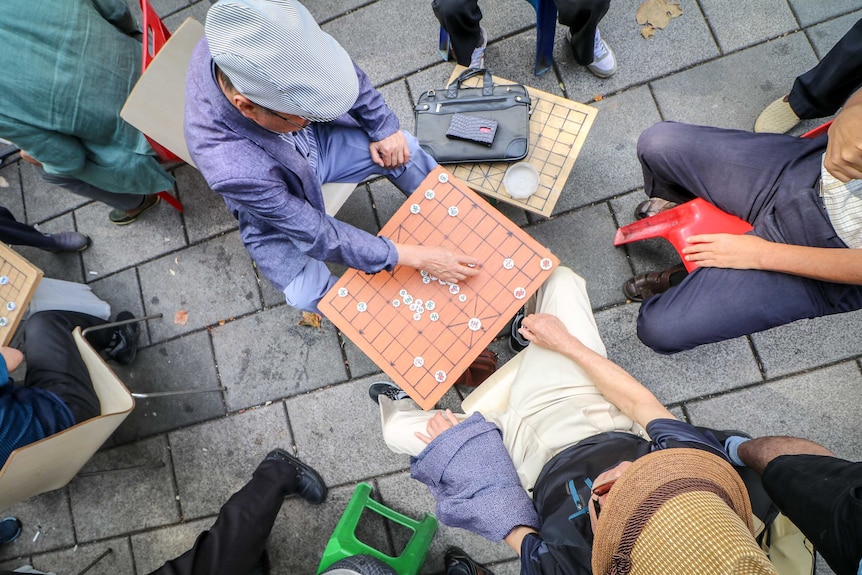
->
[[0, 328, 135, 509]]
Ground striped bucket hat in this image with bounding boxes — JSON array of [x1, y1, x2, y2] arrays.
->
[[205, 0, 359, 121]]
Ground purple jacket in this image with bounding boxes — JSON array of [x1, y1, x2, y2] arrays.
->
[[183, 38, 400, 290]]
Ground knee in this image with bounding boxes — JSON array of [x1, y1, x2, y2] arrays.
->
[[24, 311, 70, 339], [636, 122, 681, 166], [635, 300, 691, 355]]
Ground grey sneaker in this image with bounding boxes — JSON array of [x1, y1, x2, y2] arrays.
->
[[46, 231, 90, 252], [469, 26, 487, 69], [586, 28, 617, 78], [368, 382, 409, 405]]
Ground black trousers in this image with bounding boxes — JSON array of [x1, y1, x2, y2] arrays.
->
[[762, 454, 862, 575], [789, 17, 862, 119], [432, 0, 610, 66], [148, 458, 293, 575], [0, 206, 56, 251], [23, 310, 108, 423]]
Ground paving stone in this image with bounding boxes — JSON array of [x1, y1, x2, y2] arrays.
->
[[685, 361, 862, 460], [13, 213, 85, 284], [342, 334, 383, 380], [553, 86, 659, 214], [303, 0, 368, 23], [89, 268, 151, 346], [806, 9, 862, 57], [0, 559, 26, 572], [138, 232, 260, 342], [596, 304, 762, 405], [112, 330, 224, 443], [376, 472, 515, 574], [489, 560, 523, 575], [406, 62, 467, 109], [286, 377, 408, 485], [0, 489, 74, 560], [608, 189, 680, 275], [212, 305, 347, 410], [32, 537, 134, 575], [131, 517, 212, 575], [815, 554, 838, 575], [788, 0, 861, 26], [69, 436, 178, 541], [333, 185, 378, 236], [150, 0, 190, 19], [173, 166, 237, 244], [556, 0, 718, 100], [699, 0, 797, 53], [268, 481, 391, 573], [164, 1, 210, 29], [78, 197, 186, 277], [525, 204, 633, 309], [0, 164, 24, 217], [650, 33, 818, 130], [487, 29, 568, 96], [170, 403, 291, 518], [376, 81, 416, 136], [751, 309, 862, 378], [369, 179, 413, 227], [18, 162, 89, 224]]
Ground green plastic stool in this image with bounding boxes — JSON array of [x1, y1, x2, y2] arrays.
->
[[317, 482, 438, 575]]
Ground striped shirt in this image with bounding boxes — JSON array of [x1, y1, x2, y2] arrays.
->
[[820, 154, 862, 249]]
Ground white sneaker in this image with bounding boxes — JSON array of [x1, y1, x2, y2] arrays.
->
[[469, 26, 487, 69], [587, 28, 617, 78]]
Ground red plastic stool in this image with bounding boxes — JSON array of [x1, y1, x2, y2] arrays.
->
[[613, 198, 753, 273], [139, 0, 184, 213]]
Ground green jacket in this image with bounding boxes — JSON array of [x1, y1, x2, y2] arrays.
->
[[0, 0, 173, 195]]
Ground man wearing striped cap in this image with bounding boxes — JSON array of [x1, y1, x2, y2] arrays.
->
[[184, 0, 478, 314]]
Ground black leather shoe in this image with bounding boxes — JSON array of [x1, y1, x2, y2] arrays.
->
[[264, 448, 327, 504], [105, 311, 140, 365], [445, 547, 496, 575]]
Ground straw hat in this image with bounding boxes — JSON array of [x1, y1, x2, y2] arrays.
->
[[592, 448, 777, 575]]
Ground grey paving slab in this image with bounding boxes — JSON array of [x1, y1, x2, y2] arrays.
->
[[788, 0, 861, 26], [806, 9, 862, 57], [686, 361, 862, 460], [0, 164, 24, 217], [596, 304, 763, 404], [0, 559, 28, 572], [342, 334, 382, 380], [650, 32, 818, 130], [173, 165, 237, 244], [552, 86, 659, 214], [376, 80, 416, 137], [150, 0, 190, 19], [369, 179, 413, 227], [608, 190, 680, 275], [164, 2, 210, 29], [556, 0, 718, 101], [750, 309, 862, 378], [212, 305, 347, 410], [13, 213, 86, 284], [112, 330, 224, 443], [78, 198, 186, 277], [18, 162, 89, 224], [286, 377, 409, 485], [486, 29, 568, 96], [376, 472, 516, 574], [32, 537, 134, 575], [89, 268, 151, 347], [302, 0, 368, 23], [525, 204, 633, 309], [170, 403, 291, 518], [333, 185, 379, 237], [268, 481, 391, 574], [406, 62, 470, 112], [69, 436, 179, 542], [699, 0, 797, 53], [816, 554, 838, 575], [0, 489, 74, 560], [131, 517, 212, 575], [138, 232, 260, 342]]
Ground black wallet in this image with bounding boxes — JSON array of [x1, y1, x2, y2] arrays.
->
[[445, 113, 498, 146]]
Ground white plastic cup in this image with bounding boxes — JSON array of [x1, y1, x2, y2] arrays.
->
[[503, 162, 540, 199]]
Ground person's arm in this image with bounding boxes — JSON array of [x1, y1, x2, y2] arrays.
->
[[825, 87, 862, 182], [90, 0, 139, 34], [736, 436, 835, 475], [682, 234, 862, 284], [518, 314, 674, 428]]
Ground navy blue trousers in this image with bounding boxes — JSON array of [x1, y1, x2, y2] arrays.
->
[[789, 17, 862, 119], [635, 122, 862, 353]]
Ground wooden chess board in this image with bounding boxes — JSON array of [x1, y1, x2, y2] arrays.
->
[[443, 66, 597, 217], [0, 245, 43, 346], [319, 167, 558, 409]]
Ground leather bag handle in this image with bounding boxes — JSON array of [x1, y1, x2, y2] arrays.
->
[[446, 68, 494, 98]]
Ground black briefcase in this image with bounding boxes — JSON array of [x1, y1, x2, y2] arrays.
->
[[414, 68, 531, 164]]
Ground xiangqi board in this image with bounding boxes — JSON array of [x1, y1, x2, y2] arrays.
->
[[0, 245, 43, 346], [319, 167, 558, 409]]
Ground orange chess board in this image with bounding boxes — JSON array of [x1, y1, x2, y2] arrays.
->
[[319, 167, 558, 409]]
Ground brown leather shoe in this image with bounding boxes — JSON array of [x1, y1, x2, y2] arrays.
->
[[623, 264, 688, 302], [634, 197, 678, 220], [446, 547, 496, 575]]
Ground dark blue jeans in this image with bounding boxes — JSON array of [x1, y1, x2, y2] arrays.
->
[[634, 122, 862, 353]]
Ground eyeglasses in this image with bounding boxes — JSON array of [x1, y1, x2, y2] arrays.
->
[[591, 479, 618, 520], [263, 108, 311, 131]]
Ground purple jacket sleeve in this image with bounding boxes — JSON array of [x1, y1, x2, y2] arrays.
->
[[347, 63, 401, 142], [410, 412, 541, 541]]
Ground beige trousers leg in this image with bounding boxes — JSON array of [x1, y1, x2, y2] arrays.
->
[[379, 267, 641, 491]]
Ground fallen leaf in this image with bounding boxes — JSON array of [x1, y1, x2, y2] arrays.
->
[[0, 176, 8, 188], [218, 319, 226, 326], [593, 94, 604, 102], [641, 25, 656, 39], [174, 310, 188, 325], [298, 311, 323, 328], [636, 0, 682, 30], [169, 269, 176, 275]]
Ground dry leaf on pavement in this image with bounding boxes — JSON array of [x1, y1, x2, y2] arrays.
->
[[636, 0, 682, 34], [298, 311, 322, 328], [174, 310, 188, 325]]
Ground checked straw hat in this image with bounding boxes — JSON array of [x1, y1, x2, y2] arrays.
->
[[592, 448, 778, 575], [206, 0, 359, 121]]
